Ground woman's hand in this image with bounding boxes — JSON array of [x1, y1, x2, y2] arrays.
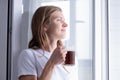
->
[[49, 45, 67, 65]]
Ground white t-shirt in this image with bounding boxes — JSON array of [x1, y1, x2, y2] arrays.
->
[[18, 49, 78, 80]]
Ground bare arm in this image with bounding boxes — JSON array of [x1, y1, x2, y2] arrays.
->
[[37, 59, 56, 80], [19, 75, 37, 80], [38, 46, 67, 80], [19, 46, 67, 80], [19, 60, 55, 80]]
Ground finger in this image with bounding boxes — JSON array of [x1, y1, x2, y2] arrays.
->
[[61, 46, 66, 49], [62, 48, 67, 53], [57, 45, 62, 49]]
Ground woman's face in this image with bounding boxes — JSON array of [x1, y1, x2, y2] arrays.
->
[[45, 11, 68, 40]]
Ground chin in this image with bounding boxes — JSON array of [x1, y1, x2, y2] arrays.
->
[[60, 35, 66, 39]]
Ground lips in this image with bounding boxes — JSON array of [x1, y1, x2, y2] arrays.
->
[[61, 29, 66, 32]]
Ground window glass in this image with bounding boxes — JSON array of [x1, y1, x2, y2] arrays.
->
[[27, 0, 93, 80]]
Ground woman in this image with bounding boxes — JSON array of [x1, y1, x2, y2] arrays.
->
[[18, 5, 78, 80]]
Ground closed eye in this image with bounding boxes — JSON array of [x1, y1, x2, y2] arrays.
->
[[56, 17, 65, 22], [57, 17, 62, 21]]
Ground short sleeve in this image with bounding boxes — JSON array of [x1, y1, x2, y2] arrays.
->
[[18, 49, 37, 78]]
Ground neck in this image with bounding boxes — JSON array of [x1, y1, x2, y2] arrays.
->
[[46, 40, 58, 53]]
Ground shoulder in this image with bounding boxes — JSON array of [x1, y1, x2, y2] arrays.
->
[[19, 49, 34, 57], [19, 48, 44, 60], [18, 48, 37, 62], [18, 49, 38, 77]]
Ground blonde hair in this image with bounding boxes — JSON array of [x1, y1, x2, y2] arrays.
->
[[28, 6, 62, 50]]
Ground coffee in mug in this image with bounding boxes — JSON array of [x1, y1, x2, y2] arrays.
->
[[64, 51, 75, 65]]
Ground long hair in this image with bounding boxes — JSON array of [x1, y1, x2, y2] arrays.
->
[[28, 6, 62, 50]]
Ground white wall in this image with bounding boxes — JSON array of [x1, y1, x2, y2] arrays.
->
[[11, 0, 29, 80], [0, 0, 8, 79], [109, 0, 120, 80]]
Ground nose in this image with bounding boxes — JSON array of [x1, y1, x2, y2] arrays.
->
[[63, 22, 68, 27]]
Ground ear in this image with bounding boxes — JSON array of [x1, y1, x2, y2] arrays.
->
[[44, 27, 47, 32], [43, 24, 48, 32]]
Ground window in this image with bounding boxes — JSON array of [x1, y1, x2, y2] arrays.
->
[[27, 0, 93, 80]]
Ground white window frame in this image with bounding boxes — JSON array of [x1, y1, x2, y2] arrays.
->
[[95, 0, 109, 80]]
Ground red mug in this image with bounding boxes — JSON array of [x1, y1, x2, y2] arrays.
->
[[64, 51, 75, 65]]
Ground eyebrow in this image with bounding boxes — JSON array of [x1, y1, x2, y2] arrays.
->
[[54, 16, 65, 20]]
